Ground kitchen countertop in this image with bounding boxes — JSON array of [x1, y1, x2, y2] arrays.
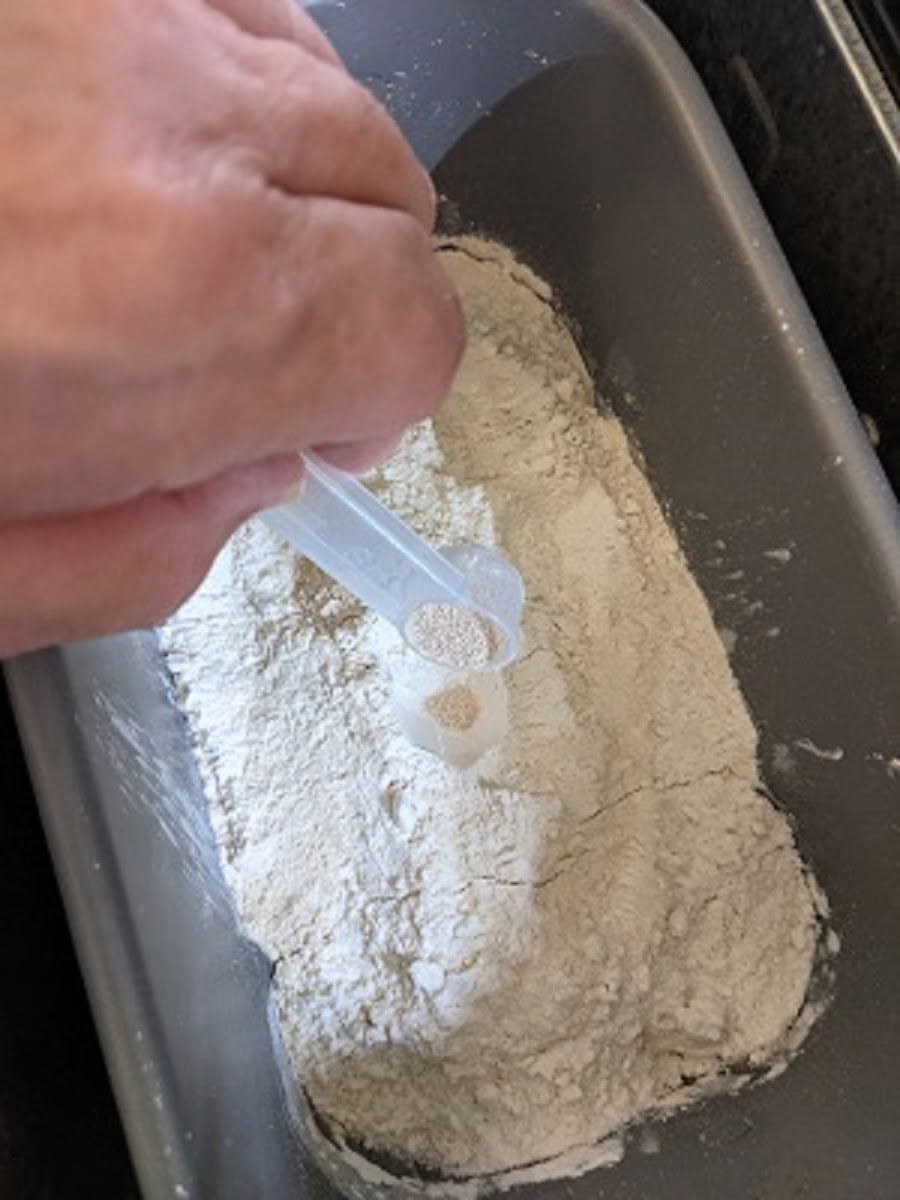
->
[[1, 2, 897, 1195]]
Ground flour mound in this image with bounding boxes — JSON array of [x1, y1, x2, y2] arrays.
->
[[161, 238, 822, 1186]]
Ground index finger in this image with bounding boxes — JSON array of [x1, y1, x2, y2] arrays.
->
[[237, 47, 436, 230], [204, 0, 342, 63]]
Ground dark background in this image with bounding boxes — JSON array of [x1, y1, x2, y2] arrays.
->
[[1, 2, 897, 1196]]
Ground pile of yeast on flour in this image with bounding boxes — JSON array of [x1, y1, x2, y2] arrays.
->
[[161, 237, 831, 1189]]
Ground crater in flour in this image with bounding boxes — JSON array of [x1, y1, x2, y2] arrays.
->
[[161, 236, 829, 1190]]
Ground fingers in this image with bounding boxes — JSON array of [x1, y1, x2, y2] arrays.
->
[[0, 0, 456, 528], [0, 193, 462, 521], [205, 0, 434, 229], [236, 43, 435, 229], [153, 196, 465, 491], [204, 0, 342, 64], [314, 432, 404, 474], [0, 455, 301, 657], [0, 0, 459, 655], [264, 199, 464, 447]]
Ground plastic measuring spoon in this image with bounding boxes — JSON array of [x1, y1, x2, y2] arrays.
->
[[260, 453, 524, 669]]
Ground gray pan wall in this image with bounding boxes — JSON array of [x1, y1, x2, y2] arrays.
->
[[7, 2, 900, 1198]]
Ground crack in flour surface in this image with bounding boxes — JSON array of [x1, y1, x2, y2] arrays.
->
[[161, 238, 825, 1190]]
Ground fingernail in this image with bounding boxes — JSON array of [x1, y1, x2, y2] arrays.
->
[[273, 477, 305, 506], [243, 455, 304, 512]]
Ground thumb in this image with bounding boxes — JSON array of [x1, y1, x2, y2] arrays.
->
[[0, 454, 302, 656]]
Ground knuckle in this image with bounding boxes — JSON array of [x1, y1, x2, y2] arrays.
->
[[249, 45, 430, 221], [332, 72, 387, 137], [263, 43, 377, 133]]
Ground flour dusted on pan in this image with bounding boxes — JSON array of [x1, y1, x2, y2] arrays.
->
[[160, 238, 824, 1188]]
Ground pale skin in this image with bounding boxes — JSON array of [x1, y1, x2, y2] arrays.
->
[[0, 0, 465, 655]]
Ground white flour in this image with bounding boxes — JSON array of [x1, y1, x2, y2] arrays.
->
[[161, 238, 825, 1189]]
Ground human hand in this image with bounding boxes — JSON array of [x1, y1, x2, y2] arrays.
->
[[0, 0, 463, 655]]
